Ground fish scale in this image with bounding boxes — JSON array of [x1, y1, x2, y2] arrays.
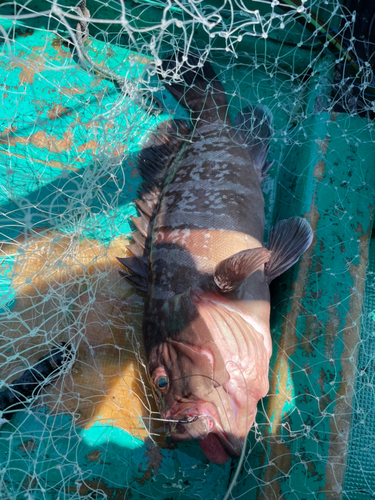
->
[[154, 127, 265, 240]]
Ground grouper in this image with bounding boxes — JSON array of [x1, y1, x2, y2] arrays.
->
[[118, 54, 313, 464]]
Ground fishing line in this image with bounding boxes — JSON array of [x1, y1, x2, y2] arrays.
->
[[141, 414, 216, 428], [212, 381, 234, 438], [223, 360, 249, 500]]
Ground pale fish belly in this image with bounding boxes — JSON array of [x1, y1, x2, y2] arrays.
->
[[193, 292, 271, 423]]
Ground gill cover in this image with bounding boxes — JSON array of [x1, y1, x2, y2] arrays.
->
[[147, 288, 231, 398]]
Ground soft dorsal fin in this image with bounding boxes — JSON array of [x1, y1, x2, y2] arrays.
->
[[265, 217, 313, 283], [214, 247, 272, 293], [235, 105, 273, 181]]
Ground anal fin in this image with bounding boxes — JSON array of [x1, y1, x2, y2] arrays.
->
[[265, 217, 313, 283]]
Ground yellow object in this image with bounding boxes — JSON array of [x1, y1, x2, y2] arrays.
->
[[1, 230, 159, 441]]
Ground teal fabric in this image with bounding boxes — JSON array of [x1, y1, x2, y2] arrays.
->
[[343, 238, 375, 499]]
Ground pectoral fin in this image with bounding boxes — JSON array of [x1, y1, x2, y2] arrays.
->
[[265, 217, 313, 283], [214, 247, 272, 293]]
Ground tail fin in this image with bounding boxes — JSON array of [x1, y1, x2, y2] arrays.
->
[[159, 53, 228, 118]]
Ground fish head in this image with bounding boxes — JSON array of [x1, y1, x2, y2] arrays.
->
[[145, 289, 270, 464]]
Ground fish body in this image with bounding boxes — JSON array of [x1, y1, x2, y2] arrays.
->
[[118, 55, 313, 464]]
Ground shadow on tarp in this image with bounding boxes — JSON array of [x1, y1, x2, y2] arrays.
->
[[0, 152, 140, 311], [0, 153, 141, 244], [0, 409, 233, 500]]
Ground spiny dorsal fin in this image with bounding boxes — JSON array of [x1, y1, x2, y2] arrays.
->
[[121, 120, 189, 290], [131, 231, 146, 249], [117, 256, 149, 293], [117, 256, 148, 277], [130, 216, 148, 238], [265, 217, 313, 283], [125, 244, 143, 258], [214, 247, 272, 293], [119, 270, 148, 293], [138, 188, 160, 204], [235, 105, 273, 181], [135, 198, 153, 218], [138, 208, 151, 226]]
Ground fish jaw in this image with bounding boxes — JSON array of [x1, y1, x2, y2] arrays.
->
[[163, 398, 247, 463]]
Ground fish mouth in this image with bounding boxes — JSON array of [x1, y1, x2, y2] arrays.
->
[[171, 423, 244, 464], [166, 410, 244, 464]]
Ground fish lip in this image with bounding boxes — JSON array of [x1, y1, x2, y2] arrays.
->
[[170, 425, 243, 457], [164, 408, 244, 457]]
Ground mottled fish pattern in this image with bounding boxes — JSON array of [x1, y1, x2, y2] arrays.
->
[[118, 54, 313, 464]]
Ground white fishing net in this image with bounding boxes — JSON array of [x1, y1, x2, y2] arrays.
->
[[0, 0, 374, 499]]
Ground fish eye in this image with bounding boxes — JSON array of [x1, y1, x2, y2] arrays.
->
[[157, 377, 168, 388], [151, 367, 169, 393], [156, 376, 168, 390]]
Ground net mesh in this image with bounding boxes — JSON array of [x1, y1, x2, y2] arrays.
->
[[0, 0, 374, 499]]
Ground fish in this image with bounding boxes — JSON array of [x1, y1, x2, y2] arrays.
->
[[118, 54, 313, 464]]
